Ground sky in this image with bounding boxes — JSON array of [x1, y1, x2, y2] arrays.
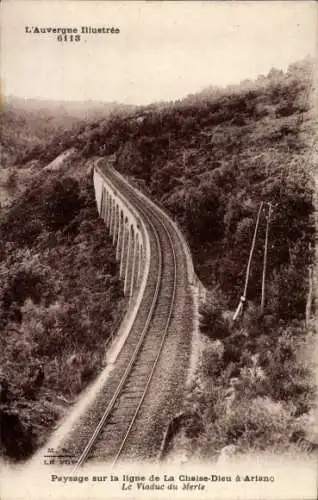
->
[[1, 0, 317, 105]]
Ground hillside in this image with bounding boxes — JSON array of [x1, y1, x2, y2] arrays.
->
[[0, 56, 316, 462], [0, 156, 127, 461], [30, 57, 315, 323], [111, 58, 317, 458], [69, 56, 316, 458], [0, 99, 137, 462]]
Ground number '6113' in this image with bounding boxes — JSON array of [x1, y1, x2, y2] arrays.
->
[[57, 34, 81, 42]]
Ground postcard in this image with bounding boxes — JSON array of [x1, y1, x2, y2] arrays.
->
[[0, 1, 317, 499]]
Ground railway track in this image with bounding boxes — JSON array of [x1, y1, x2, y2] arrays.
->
[[57, 163, 192, 468]]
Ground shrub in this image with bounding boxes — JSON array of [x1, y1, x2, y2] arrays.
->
[[199, 293, 231, 341], [261, 331, 315, 413], [224, 396, 295, 450], [42, 176, 82, 230], [201, 341, 225, 378], [0, 410, 35, 460], [198, 396, 296, 458]]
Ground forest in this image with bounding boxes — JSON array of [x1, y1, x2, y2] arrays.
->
[[115, 59, 317, 458], [0, 57, 316, 461], [112, 58, 317, 457], [0, 156, 125, 460]]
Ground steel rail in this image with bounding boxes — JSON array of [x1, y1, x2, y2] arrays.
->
[[111, 183, 177, 466], [73, 166, 177, 470], [73, 205, 162, 471]]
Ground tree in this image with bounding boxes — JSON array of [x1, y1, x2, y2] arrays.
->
[[42, 177, 82, 230]]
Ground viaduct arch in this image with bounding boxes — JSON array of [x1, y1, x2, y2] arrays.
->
[[93, 166, 149, 306]]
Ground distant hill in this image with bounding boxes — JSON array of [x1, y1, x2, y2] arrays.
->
[[0, 96, 135, 167], [5, 95, 135, 120]]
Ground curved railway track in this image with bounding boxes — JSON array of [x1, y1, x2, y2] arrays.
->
[[72, 166, 178, 468], [57, 163, 193, 468]]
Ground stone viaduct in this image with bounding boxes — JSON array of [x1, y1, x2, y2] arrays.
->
[[93, 166, 150, 306]]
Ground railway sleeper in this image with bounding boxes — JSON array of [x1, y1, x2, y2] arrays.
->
[[129, 363, 155, 374], [119, 393, 142, 401], [123, 375, 149, 386]]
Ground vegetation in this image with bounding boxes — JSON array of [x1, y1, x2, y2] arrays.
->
[[184, 291, 317, 459], [0, 56, 315, 461], [27, 59, 314, 314], [107, 57, 316, 457], [0, 163, 125, 461]]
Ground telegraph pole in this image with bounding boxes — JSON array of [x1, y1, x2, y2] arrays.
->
[[261, 202, 272, 313], [233, 201, 264, 321], [183, 149, 188, 224]]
